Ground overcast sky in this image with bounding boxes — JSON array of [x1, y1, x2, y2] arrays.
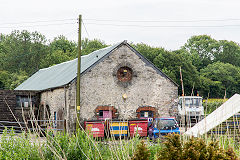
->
[[1, 0, 240, 50]]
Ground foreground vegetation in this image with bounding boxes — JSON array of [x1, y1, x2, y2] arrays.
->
[[0, 129, 239, 160], [203, 98, 228, 114], [1, 30, 240, 98]]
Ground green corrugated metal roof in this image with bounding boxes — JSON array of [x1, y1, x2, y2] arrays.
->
[[15, 42, 121, 91]]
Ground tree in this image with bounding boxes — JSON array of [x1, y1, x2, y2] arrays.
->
[[0, 70, 28, 90], [40, 36, 77, 68], [81, 38, 108, 55], [153, 49, 200, 95], [213, 40, 240, 67], [40, 50, 75, 68], [49, 35, 77, 53], [182, 35, 219, 70], [0, 70, 10, 89], [0, 30, 49, 75], [200, 62, 240, 98], [133, 43, 200, 96], [132, 43, 162, 62], [8, 71, 28, 90]]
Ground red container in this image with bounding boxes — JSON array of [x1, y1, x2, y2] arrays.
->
[[129, 119, 148, 137], [84, 120, 105, 138]]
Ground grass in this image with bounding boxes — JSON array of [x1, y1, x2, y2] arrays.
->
[[0, 99, 239, 159], [0, 128, 239, 160], [0, 129, 41, 160]]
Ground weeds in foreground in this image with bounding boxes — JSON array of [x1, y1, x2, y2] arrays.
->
[[0, 129, 239, 160], [0, 129, 41, 160], [43, 130, 103, 160], [131, 140, 150, 160], [158, 134, 239, 160]]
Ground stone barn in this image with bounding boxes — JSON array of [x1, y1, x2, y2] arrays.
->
[[15, 41, 178, 131]]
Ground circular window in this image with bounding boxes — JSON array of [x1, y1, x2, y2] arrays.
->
[[117, 67, 133, 82]]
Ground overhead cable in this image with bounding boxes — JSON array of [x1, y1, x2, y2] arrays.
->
[[0, 18, 76, 25], [0, 22, 77, 29], [84, 18, 240, 23], [85, 22, 240, 28], [82, 19, 90, 39]]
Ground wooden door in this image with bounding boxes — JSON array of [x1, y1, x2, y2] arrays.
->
[[103, 110, 112, 119]]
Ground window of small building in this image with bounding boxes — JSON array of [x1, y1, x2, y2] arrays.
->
[[140, 111, 153, 118], [99, 110, 103, 117], [96, 106, 118, 120], [117, 67, 133, 82], [16, 95, 36, 107]]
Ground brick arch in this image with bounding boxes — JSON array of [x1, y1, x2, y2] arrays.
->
[[112, 62, 137, 88], [117, 66, 133, 82], [95, 106, 118, 119], [136, 106, 158, 118]]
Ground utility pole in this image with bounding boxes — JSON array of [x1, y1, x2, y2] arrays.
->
[[180, 66, 184, 97], [76, 15, 82, 130], [180, 66, 187, 132]]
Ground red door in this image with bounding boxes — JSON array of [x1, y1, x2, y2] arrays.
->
[[103, 111, 112, 119]]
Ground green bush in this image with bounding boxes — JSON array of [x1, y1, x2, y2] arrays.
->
[[157, 134, 182, 160], [182, 137, 208, 159], [0, 129, 41, 160], [131, 140, 150, 160], [148, 139, 163, 160], [157, 134, 239, 160]]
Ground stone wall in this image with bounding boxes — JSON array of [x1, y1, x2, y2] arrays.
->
[[79, 44, 178, 122], [40, 44, 178, 131], [40, 87, 69, 131], [40, 82, 77, 131]]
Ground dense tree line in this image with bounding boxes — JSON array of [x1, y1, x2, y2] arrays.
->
[[132, 35, 240, 98], [0, 30, 107, 90], [0, 30, 239, 98]]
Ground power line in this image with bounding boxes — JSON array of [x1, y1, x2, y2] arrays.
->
[[82, 20, 90, 39], [1, 21, 239, 29], [84, 18, 240, 23], [1, 18, 240, 30], [1, 17, 240, 26], [0, 19, 76, 25], [0, 22, 77, 29], [85, 22, 240, 28]]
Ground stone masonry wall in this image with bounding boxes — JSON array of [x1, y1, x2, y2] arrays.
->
[[40, 85, 77, 131], [40, 44, 178, 130], [79, 44, 178, 122]]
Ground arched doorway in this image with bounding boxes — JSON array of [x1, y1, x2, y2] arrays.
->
[[95, 106, 118, 120], [38, 104, 51, 127], [136, 106, 157, 120]]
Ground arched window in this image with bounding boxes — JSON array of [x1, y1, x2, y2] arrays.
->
[[136, 106, 157, 119], [95, 106, 118, 120], [45, 105, 51, 120]]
